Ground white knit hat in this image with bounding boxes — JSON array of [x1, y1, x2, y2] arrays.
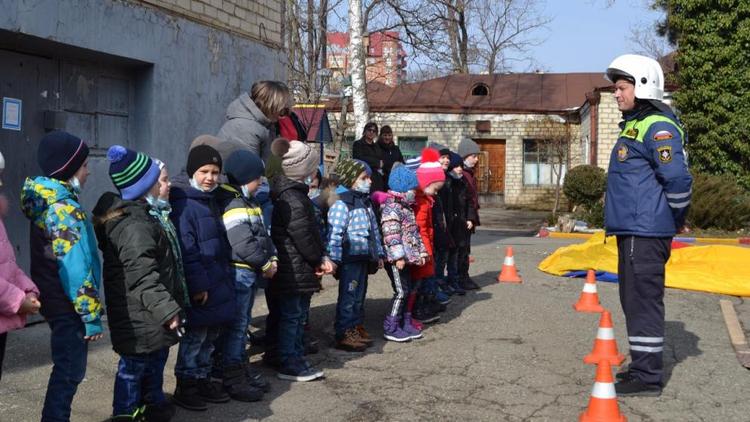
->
[[271, 138, 319, 181]]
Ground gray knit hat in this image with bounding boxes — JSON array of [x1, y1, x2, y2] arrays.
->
[[271, 138, 319, 181], [457, 137, 480, 158]]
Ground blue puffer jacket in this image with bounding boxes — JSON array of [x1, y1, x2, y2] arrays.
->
[[327, 189, 385, 264], [169, 185, 236, 327], [605, 104, 693, 237]]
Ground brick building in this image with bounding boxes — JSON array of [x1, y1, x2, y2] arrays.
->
[[326, 31, 407, 91], [326, 73, 647, 208], [0, 0, 285, 269]]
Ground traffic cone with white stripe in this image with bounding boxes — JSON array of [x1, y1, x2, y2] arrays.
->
[[573, 270, 604, 313], [584, 310, 625, 366], [497, 246, 522, 283], [580, 360, 627, 422]]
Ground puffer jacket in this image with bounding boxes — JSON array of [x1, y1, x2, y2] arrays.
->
[[380, 192, 426, 264], [327, 189, 385, 264], [93, 193, 186, 355], [449, 175, 471, 248], [411, 191, 435, 281], [217, 92, 277, 162], [216, 184, 276, 272], [0, 213, 39, 334], [20, 177, 103, 336], [169, 186, 235, 327], [270, 175, 325, 295]]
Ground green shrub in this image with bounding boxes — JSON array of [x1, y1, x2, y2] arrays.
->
[[687, 173, 750, 231], [563, 165, 607, 209]]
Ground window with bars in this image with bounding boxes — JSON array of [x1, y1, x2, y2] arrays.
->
[[397, 136, 428, 160], [523, 139, 568, 186]]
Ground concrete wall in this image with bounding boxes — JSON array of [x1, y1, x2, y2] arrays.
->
[[0, 0, 285, 269]]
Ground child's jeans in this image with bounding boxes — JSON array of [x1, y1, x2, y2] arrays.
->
[[217, 267, 258, 367], [385, 264, 411, 318], [276, 293, 312, 366], [41, 313, 88, 422], [175, 325, 221, 379], [112, 348, 169, 416], [335, 261, 368, 339]]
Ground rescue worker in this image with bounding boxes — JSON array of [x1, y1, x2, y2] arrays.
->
[[604, 54, 692, 397]]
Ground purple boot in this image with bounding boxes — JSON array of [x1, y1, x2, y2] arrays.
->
[[383, 316, 412, 342], [402, 313, 423, 340]]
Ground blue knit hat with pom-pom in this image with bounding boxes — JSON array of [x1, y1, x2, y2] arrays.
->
[[107, 145, 161, 200], [388, 163, 418, 193]]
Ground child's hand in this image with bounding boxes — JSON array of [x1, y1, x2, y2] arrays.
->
[[395, 259, 406, 270], [18, 293, 41, 315], [192, 291, 208, 306], [165, 315, 180, 330], [418, 257, 426, 266], [467, 221, 474, 230], [263, 262, 278, 279], [85, 333, 103, 342]]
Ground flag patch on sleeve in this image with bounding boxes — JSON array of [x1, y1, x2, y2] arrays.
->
[[653, 130, 673, 141]]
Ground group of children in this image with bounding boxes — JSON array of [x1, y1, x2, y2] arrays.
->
[[0, 129, 483, 422]]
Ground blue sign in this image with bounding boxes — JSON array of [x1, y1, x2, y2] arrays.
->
[[2, 98, 22, 131]]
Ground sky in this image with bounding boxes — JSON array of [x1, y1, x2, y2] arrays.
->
[[520, 0, 667, 72]]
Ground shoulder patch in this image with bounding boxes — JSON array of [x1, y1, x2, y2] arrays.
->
[[653, 130, 674, 141], [657, 146, 672, 163], [617, 145, 628, 162]]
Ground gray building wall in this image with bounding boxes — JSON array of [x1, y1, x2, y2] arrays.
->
[[0, 0, 285, 270]]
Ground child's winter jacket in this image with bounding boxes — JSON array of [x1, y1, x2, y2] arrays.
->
[[0, 216, 39, 334], [20, 177, 102, 336], [410, 191, 435, 281], [327, 189, 385, 265], [380, 191, 426, 265]]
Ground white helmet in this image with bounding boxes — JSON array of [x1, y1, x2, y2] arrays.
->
[[605, 54, 664, 101]]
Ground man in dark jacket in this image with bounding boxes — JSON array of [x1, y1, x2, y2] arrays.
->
[[93, 145, 186, 421], [604, 54, 692, 397], [352, 122, 386, 192]]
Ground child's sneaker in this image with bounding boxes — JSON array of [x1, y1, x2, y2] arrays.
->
[[336, 328, 368, 352], [355, 324, 374, 346], [243, 362, 271, 392], [435, 290, 451, 305], [450, 281, 466, 296], [110, 406, 146, 421], [413, 306, 440, 324], [276, 358, 324, 382], [143, 401, 175, 422], [173, 378, 208, 411], [402, 313, 423, 340], [383, 316, 412, 342], [197, 378, 231, 403]]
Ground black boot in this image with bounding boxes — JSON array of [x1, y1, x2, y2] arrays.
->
[[614, 377, 662, 397], [223, 364, 264, 402], [172, 378, 207, 411], [197, 378, 231, 403], [244, 362, 271, 392], [143, 401, 175, 422]]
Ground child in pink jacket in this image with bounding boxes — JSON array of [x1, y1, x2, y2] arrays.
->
[[0, 151, 40, 380]]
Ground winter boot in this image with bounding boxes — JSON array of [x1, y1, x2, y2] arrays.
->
[[382, 316, 412, 342], [172, 378, 207, 411], [197, 378, 231, 403], [336, 328, 368, 352], [413, 295, 440, 324], [222, 364, 264, 402], [243, 362, 271, 392], [459, 276, 480, 290], [355, 324, 374, 346], [143, 401, 175, 422], [402, 313, 423, 340], [110, 406, 146, 422]]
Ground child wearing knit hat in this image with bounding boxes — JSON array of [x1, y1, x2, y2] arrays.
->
[[327, 159, 386, 351], [92, 145, 187, 420], [169, 144, 238, 409], [380, 164, 428, 341], [267, 138, 332, 381], [20, 131, 103, 421], [457, 138, 481, 291], [212, 149, 275, 400]]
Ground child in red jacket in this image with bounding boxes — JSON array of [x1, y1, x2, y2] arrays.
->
[[409, 149, 445, 325]]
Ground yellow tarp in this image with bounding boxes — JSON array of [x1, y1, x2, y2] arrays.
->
[[538, 232, 750, 297]]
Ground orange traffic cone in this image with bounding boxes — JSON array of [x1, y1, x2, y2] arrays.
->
[[573, 270, 604, 313], [580, 360, 627, 422], [497, 246, 522, 283], [584, 311, 625, 366]]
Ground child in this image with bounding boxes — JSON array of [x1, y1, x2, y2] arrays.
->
[[327, 159, 385, 351], [0, 151, 40, 381], [214, 149, 275, 401], [457, 138, 482, 290], [268, 138, 332, 381], [380, 164, 426, 341], [20, 131, 103, 422], [410, 149, 446, 325], [170, 144, 236, 410], [93, 145, 187, 421], [447, 152, 472, 294]]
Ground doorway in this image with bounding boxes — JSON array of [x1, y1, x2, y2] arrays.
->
[[477, 139, 506, 193]]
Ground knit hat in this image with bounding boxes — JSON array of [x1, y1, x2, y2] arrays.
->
[[107, 145, 161, 200], [388, 163, 418, 193], [187, 145, 222, 177], [448, 152, 463, 170], [429, 142, 451, 157], [224, 150, 265, 185], [271, 138, 319, 181], [404, 156, 421, 171], [37, 131, 90, 180], [457, 137, 480, 158], [336, 159, 370, 188], [416, 148, 446, 190]]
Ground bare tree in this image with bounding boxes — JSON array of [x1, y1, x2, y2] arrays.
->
[[546, 119, 572, 219], [349, 0, 370, 135], [628, 22, 671, 60]]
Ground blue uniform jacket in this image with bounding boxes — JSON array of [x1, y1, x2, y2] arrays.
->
[[604, 106, 693, 237]]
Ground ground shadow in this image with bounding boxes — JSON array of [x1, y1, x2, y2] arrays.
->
[[470, 229, 539, 247], [663, 320, 702, 386]]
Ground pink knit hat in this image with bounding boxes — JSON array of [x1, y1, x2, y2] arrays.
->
[[416, 148, 445, 190]]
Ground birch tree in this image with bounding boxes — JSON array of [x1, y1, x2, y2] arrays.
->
[[349, 0, 369, 136]]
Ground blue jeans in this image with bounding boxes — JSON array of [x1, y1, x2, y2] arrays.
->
[[112, 348, 169, 415], [175, 326, 220, 379], [276, 293, 312, 366], [218, 268, 257, 366], [42, 313, 88, 422], [335, 262, 368, 339]]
